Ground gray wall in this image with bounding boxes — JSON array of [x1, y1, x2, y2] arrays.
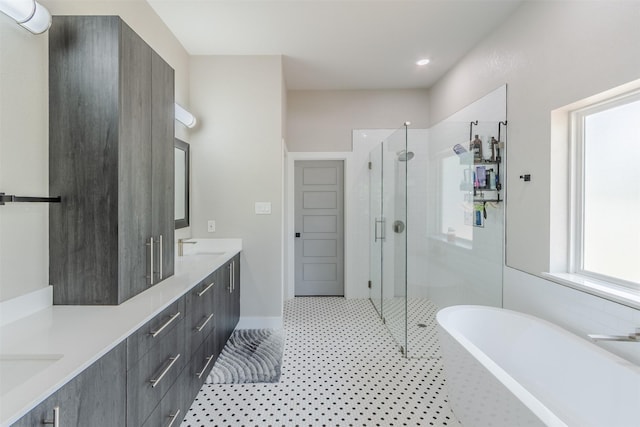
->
[[189, 55, 285, 322], [287, 89, 429, 152]]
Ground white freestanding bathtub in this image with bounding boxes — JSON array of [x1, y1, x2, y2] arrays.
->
[[437, 305, 640, 427]]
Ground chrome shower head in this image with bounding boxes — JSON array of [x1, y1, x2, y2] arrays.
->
[[397, 150, 414, 161]]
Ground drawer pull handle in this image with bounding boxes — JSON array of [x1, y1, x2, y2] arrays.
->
[[150, 312, 181, 338], [197, 282, 215, 297], [195, 313, 214, 332], [150, 354, 181, 388], [196, 354, 215, 379], [42, 406, 59, 426], [166, 409, 181, 427]]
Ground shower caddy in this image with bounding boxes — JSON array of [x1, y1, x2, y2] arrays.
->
[[460, 120, 506, 227]]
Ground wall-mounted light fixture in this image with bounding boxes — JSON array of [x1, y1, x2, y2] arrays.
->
[[0, 0, 51, 34], [175, 103, 197, 129]]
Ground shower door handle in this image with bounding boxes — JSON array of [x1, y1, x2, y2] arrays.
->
[[375, 218, 386, 242]]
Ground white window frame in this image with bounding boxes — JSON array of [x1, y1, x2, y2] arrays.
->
[[570, 90, 640, 291]]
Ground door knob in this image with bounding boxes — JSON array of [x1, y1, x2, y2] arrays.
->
[[295, 232, 301, 238]]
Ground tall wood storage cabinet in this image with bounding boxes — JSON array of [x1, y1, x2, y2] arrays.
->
[[49, 16, 175, 305]]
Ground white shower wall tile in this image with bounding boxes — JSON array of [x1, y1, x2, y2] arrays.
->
[[504, 267, 640, 366], [181, 297, 460, 427]]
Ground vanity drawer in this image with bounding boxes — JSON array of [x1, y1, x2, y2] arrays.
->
[[141, 370, 189, 427], [185, 335, 217, 401], [185, 273, 217, 355], [127, 316, 186, 427], [128, 298, 185, 367]]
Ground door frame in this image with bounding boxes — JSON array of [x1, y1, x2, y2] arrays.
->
[[286, 152, 351, 300]]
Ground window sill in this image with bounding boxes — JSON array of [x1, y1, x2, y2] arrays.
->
[[542, 272, 640, 310]]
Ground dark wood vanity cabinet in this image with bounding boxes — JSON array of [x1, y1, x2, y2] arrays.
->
[[127, 299, 186, 427], [11, 342, 127, 427], [231, 254, 241, 329], [185, 273, 217, 358], [130, 257, 241, 427], [215, 254, 241, 355], [10, 256, 241, 427], [151, 49, 176, 282], [49, 16, 175, 305]]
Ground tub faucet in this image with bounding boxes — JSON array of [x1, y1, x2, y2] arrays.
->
[[588, 328, 640, 342], [178, 238, 197, 256]]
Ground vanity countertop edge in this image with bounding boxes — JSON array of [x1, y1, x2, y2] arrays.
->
[[0, 238, 242, 427]]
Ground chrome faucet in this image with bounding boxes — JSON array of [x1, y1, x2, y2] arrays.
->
[[588, 328, 640, 342], [177, 238, 197, 256]]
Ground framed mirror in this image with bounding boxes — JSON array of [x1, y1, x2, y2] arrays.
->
[[175, 138, 190, 229]]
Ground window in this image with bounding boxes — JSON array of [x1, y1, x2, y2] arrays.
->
[[571, 91, 640, 289], [441, 154, 472, 241]]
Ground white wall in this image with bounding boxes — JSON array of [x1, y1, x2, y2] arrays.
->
[[287, 89, 429, 152], [0, 0, 191, 302], [425, 86, 506, 309], [0, 13, 48, 302], [428, 0, 640, 275], [427, 1, 640, 363], [189, 56, 285, 324], [504, 267, 640, 366]]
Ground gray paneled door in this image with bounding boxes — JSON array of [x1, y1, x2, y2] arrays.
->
[[295, 160, 344, 296]]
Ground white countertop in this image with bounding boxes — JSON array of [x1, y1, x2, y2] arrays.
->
[[0, 238, 241, 427]]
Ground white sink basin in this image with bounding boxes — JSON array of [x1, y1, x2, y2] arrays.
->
[[0, 354, 63, 395], [181, 249, 226, 257], [177, 238, 241, 258]]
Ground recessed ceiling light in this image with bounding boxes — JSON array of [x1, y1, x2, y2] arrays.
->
[[416, 59, 430, 66]]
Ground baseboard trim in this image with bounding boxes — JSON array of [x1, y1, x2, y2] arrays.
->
[[236, 316, 283, 330]]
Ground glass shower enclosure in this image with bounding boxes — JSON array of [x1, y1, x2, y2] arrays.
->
[[366, 85, 507, 358], [369, 125, 409, 354], [369, 142, 384, 317]]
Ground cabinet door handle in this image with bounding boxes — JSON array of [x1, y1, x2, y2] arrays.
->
[[146, 237, 155, 285], [150, 354, 181, 388], [150, 312, 181, 338], [228, 263, 232, 294], [196, 354, 214, 379], [232, 260, 235, 292], [195, 313, 214, 332], [197, 282, 215, 297], [159, 234, 163, 280], [42, 406, 59, 426], [166, 409, 181, 427]]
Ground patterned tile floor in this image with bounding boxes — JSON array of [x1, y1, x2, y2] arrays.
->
[[382, 298, 442, 359], [182, 297, 459, 427]]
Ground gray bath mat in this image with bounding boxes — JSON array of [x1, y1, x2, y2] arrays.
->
[[206, 329, 285, 384]]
